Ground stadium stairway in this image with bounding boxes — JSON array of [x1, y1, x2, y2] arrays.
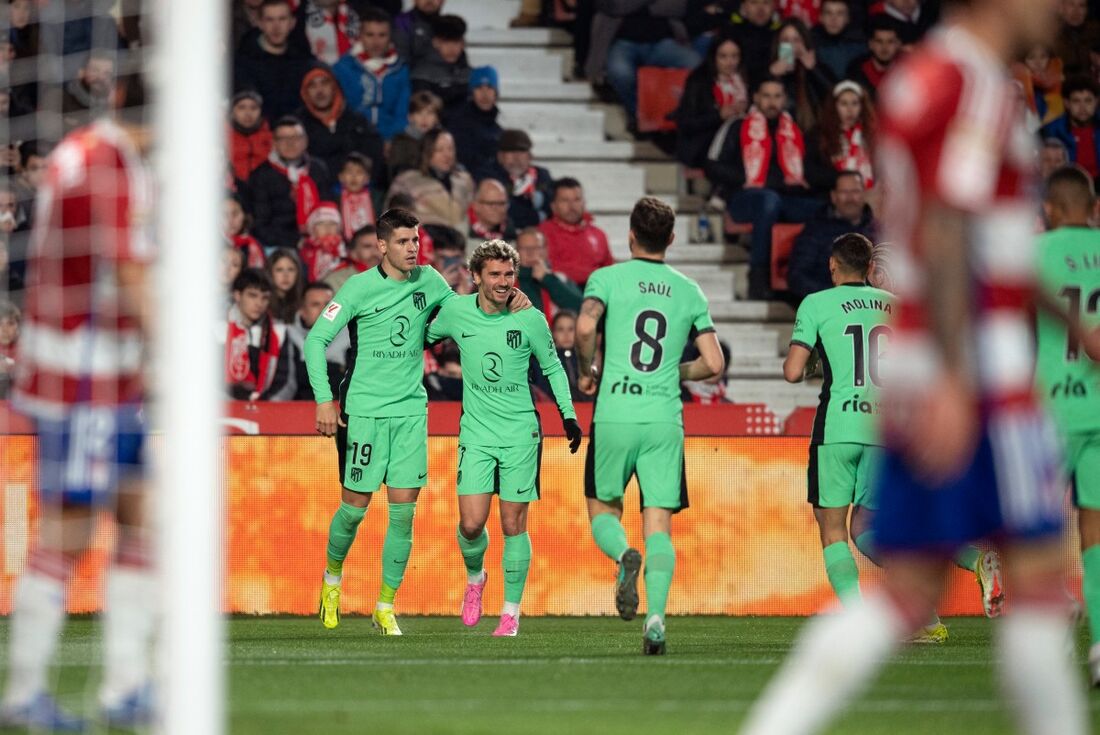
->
[[455, 0, 818, 417]]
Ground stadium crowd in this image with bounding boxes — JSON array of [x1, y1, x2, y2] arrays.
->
[[2, 0, 1100, 402]]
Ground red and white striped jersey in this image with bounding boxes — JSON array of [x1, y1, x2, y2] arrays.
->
[[876, 25, 1039, 412], [13, 118, 153, 418]]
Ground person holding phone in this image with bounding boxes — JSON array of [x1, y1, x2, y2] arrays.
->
[[768, 18, 836, 130]]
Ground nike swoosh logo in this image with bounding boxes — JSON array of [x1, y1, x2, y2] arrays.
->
[[461, 332, 476, 338], [393, 558, 408, 564], [418, 472, 427, 479], [374, 305, 392, 313], [517, 486, 532, 495]]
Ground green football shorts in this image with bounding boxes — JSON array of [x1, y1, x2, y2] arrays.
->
[[1068, 432, 1100, 510], [336, 414, 428, 492], [456, 442, 541, 503], [584, 421, 687, 511], [807, 442, 881, 509]]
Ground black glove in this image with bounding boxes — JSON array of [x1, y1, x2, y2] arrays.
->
[[563, 417, 583, 454]]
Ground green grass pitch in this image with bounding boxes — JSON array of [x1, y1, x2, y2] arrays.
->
[[3, 616, 1100, 734]]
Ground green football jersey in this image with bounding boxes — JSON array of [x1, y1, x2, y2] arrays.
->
[[790, 283, 894, 446], [1035, 226, 1100, 435], [584, 258, 715, 425], [305, 264, 454, 417], [426, 294, 576, 446]]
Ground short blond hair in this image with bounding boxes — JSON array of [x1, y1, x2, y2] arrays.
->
[[468, 238, 519, 275]]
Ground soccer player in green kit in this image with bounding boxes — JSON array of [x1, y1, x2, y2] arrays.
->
[[786, 234, 1003, 640], [576, 197, 725, 655], [305, 209, 530, 635], [1035, 166, 1100, 684], [426, 239, 583, 637]]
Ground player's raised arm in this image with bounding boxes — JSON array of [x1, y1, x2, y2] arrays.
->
[[575, 296, 605, 395], [305, 281, 357, 435]]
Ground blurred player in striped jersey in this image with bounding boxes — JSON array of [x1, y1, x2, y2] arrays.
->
[[742, 0, 1098, 732], [0, 74, 156, 730]]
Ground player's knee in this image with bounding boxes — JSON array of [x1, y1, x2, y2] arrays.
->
[[459, 519, 485, 539], [388, 502, 416, 530]]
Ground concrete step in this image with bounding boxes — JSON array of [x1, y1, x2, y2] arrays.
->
[[466, 47, 569, 84], [501, 82, 594, 102], [447, 0, 523, 29], [725, 354, 785, 379], [466, 28, 572, 47], [546, 161, 646, 210], [534, 139, 667, 161], [709, 299, 795, 323], [714, 323, 784, 358], [667, 264, 736, 297], [497, 102, 606, 142]]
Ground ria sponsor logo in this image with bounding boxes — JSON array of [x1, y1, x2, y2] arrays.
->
[[1049, 374, 1090, 398], [841, 395, 881, 414], [609, 375, 644, 395]]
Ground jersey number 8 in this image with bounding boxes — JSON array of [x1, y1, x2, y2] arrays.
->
[[631, 310, 668, 373]]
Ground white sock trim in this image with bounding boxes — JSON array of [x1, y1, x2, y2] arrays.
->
[[502, 601, 521, 617]]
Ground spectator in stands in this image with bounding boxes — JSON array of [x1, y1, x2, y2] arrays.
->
[[387, 90, 443, 181], [297, 66, 385, 191], [222, 246, 245, 305], [292, 0, 360, 65], [1042, 76, 1100, 179], [228, 90, 273, 184], [299, 202, 347, 281], [234, 0, 314, 121], [674, 30, 749, 169], [538, 177, 614, 287], [388, 191, 439, 264], [248, 115, 334, 251], [432, 227, 475, 293], [777, 0, 819, 24], [516, 227, 583, 316], [410, 14, 471, 114], [225, 194, 266, 268], [8, 141, 45, 285], [786, 169, 875, 301], [845, 15, 902, 98], [333, 7, 410, 141], [595, 0, 701, 121], [729, 0, 780, 87], [61, 52, 114, 133], [679, 337, 731, 403], [0, 222, 21, 300], [813, 0, 865, 80], [224, 268, 297, 401], [531, 309, 590, 402], [867, 0, 931, 45], [395, 0, 444, 67], [231, 0, 265, 51], [386, 128, 475, 237], [1014, 45, 1066, 127], [1041, 137, 1071, 180], [288, 281, 350, 400], [814, 79, 875, 188], [485, 129, 553, 229], [705, 76, 826, 300], [0, 300, 18, 399], [325, 224, 382, 290], [424, 339, 464, 399], [0, 185, 22, 243], [336, 152, 376, 242], [468, 179, 516, 241], [445, 66, 503, 180], [769, 18, 835, 130], [265, 248, 306, 323], [1056, 0, 1100, 77]]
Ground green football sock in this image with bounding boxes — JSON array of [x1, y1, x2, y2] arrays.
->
[[325, 501, 367, 576], [502, 532, 532, 605], [954, 545, 981, 573], [590, 513, 629, 562], [823, 541, 861, 604], [853, 531, 879, 566], [1083, 545, 1100, 645], [379, 502, 416, 601], [644, 532, 676, 623], [457, 525, 489, 576]]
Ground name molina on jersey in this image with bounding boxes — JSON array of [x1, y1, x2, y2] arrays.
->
[[840, 297, 893, 315]]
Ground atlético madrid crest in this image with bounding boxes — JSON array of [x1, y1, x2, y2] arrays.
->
[[507, 330, 521, 349], [413, 291, 426, 310]]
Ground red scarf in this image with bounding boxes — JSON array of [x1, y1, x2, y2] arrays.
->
[[510, 167, 538, 199], [341, 189, 375, 241], [267, 151, 321, 233], [300, 235, 347, 282], [835, 124, 874, 188], [778, 0, 819, 24], [292, 0, 357, 64], [231, 233, 266, 268], [712, 75, 747, 110], [740, 107, 806, 187], [225, 311, 281, 398], [352, 42, 400, 78], [467, 204, 507, 240]]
